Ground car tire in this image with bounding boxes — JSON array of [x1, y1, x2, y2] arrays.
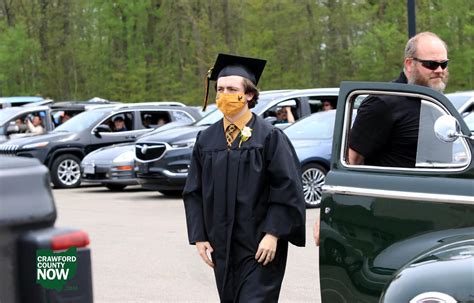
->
[[158, 190, 182, 197], [301, 163, 327, 208], [51, 154, 82, 189], [105, 184, 127, 191]]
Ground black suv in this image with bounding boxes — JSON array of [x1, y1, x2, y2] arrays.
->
[[134, 88, 339, 195], [0, 103, 201, 188]]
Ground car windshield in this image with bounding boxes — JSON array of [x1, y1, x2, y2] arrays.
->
[[0, 108, 21, 124], [284, 110, 336, 140], [464, 112, 474, 131], [53, 110, 105, 133], [446, 94, 471, 110], [195, 92, 291, 126], [195, 108, 223, 126]]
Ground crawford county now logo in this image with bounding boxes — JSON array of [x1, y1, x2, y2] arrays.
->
[[36, 247, 77, 291]]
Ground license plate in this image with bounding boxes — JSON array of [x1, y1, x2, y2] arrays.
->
[[83, 164, 95, 174]]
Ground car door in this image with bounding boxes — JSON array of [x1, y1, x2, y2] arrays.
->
[[319, 82, 474, 303], [88, 111, 142, 152]]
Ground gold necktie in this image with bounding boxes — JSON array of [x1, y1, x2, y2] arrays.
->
[[225, 124, 236, 147]]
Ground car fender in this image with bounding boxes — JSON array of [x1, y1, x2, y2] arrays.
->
[[380, 239, 474, 303], [46, 146, 85, 167]]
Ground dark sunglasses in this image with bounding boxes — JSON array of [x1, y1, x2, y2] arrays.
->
[[412, 57, 449, 70]]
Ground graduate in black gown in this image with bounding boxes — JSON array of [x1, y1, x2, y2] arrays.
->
[[183, 53, 306, 302]]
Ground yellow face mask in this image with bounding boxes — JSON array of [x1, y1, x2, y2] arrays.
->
[[216, 93, 247, 117]]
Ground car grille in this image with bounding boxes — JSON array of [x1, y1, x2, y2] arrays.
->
[[135, 143, 166, 162], [0, 144, 19, 155]]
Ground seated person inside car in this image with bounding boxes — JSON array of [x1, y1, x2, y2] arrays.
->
[[113, 115, 128, 132], [275, 106, 295, 124], [26, 115, 45, 134]]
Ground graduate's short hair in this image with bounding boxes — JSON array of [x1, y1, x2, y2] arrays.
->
[[242, 78, 260, 109]]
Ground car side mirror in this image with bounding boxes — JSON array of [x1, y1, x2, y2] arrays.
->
[[6, 124, 20, 135], [434, 115, 473, 142], [94, 124, 111, 137]]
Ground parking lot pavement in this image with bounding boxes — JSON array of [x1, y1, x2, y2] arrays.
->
[[53, 185, 321, 302]]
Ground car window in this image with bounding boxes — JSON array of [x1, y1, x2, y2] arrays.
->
[[195, 108, 223, 126], [54, 110, 106, 133], [446, 94, 471, 111], [103, 112, 134, 132], [170, 110, 194, 123], [141, 111, 171, 129], [264, 99, 299, 123], [343, 91, 471, 170], [307, 96, 338, 113], [416, 100, 470, 168]]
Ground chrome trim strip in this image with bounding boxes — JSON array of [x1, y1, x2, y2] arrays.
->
[[162, 169, 188, 178], [322, 184, 474, 204], [340, 90, 472, 173]]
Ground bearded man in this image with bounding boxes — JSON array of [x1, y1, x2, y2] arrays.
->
[[348, 31, 449, 167]]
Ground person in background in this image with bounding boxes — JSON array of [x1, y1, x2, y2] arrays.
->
[[322, 100, 335, 111], [61, 112, 71, 124], [113, 115, 128, 132], [26, 115, 44, 134], [315, 31, 450, 246], [183, 53, 305, 302], [275, 106, 295, 124], [348, 31, 449, 167]]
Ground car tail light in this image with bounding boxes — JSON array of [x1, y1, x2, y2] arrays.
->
[[116, 165, 134, 171], [51, 230, 90, 251]]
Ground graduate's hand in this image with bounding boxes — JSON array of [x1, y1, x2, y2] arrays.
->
[[255, 233, 278, 266], [313, 220, 320, 246], [196, 241, 214, 268]]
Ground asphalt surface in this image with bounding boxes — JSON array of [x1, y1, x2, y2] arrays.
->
[[53, 185, 321, 302]]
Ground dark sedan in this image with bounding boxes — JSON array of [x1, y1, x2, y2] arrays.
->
[[80, 121, 202, 191]]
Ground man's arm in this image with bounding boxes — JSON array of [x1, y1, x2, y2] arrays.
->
[[348, 148, 365, 165], [285, 107, 295, 123]]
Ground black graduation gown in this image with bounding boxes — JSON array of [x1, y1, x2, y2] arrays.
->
[[183, 113, 306, 303]]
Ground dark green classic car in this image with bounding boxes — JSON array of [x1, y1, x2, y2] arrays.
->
[[320, 82, 474, 303]]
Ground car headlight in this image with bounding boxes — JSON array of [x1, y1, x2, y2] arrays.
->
[[22, 142, 49, 149], [170, 138, 196, 149], [112, 150, 135, 163]]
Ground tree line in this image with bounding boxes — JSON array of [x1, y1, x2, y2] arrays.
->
[[0, 0, 472, 104]]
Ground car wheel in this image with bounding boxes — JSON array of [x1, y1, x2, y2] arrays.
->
[[301, 163, 327, 208], [158, 190, 182, 197], [105, 184, 127, 191], [51, 154, 82, 189]]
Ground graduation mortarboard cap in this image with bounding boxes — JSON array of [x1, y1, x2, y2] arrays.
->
[[203, 53, 266, 111]]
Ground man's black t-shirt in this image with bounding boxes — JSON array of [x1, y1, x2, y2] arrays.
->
[[349, 72, 421, 167]]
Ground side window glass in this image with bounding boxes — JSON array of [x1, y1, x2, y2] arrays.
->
[[107, 112, 134, 132], [141, 111, 171, 128], [343, 92, 471, 170], [171, 111, 193, 123], [308, 96, 338, 113], [416, 100, 469, 167], [265, 99, 298, 124]]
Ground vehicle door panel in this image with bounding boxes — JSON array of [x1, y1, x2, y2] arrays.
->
[[319, 82, 474, 303]]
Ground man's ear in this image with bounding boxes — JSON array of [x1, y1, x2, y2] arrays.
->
[[404, 57, 413, 76], [245, 93, 254, 102]]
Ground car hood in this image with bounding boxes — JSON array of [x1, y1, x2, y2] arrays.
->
[[4, 132, 78, 147], [84, 143, 134, 161], [135, 125, 208, 144]]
